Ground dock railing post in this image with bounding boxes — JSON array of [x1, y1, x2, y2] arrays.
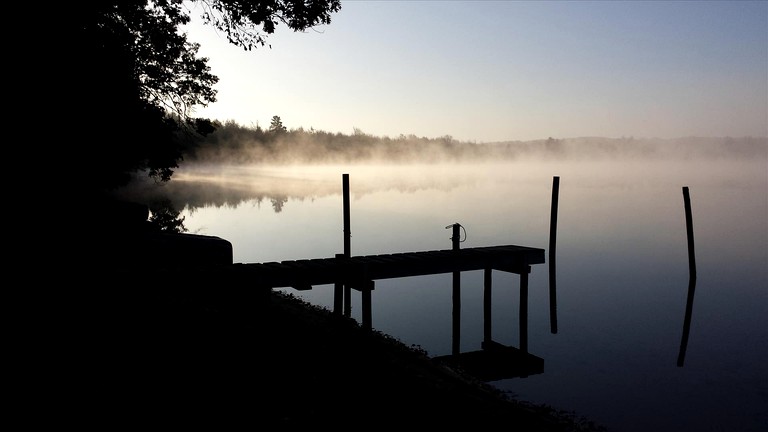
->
[[451, 223, 461, 356]]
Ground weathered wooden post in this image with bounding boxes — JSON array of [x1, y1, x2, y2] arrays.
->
[[333, 254, 344, 314], [343, 173, 351, 258], [677, 186, 697, 367], [549, 175, 560, 334], [451, 223, 461, 356], [362, 280, 374, 331], [520, 268, 529, 354], [342, 174, 352, 317], [483, 268, 492, 345]]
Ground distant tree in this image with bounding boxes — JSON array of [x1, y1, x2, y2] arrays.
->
[[269, 115, 288, 134], [545, 136, 563, 154]]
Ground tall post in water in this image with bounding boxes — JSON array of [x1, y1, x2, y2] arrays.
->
[[343, 174, 351, 258], [549, 176, 560, 334], [451, 223, 461, 357], [677, 186, 697, 367], [343, 174, 352, 317]]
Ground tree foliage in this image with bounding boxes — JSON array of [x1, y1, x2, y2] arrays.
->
[[196, 0, 342, 50], [65, 0, 341, 196]]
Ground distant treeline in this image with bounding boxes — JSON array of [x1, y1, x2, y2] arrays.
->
[[182, 120, 768, 165]]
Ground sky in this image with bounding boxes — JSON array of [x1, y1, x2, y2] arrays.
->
[[182, 0, 768, 143]]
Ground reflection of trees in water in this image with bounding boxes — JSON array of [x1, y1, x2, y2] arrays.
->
[[115, 178, 299, 214], [115, 168, 474, 214], [271, 196, 288, 213]]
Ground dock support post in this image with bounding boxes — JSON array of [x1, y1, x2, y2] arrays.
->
[[342, 174, 352, 317], [344, 284, 351, 317], [549, 175, 559, 334], [362, 280, 374, 331], [519, 267, 529, 354], [451, 223, 461, 357], [483, 268, 492, 345], [333, 254, 344, 314]]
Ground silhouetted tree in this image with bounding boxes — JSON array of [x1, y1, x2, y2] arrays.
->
[[63, 0, 341, 200], [269, 115, 288, 134]]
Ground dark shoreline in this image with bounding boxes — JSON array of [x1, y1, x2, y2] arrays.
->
[[69, 263, 607, 429]]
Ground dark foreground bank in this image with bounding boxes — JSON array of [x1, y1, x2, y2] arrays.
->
[[63, 267, 607, 430]]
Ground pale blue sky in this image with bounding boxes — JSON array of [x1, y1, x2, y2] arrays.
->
[[183, 0, 768, 142]]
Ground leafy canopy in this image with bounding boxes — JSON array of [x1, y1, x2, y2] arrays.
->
[[197, 0, 342, 50]]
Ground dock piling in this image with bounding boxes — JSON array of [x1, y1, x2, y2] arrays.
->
[[483, 268, 492, 345], [362, 280, 374, 331], [520, 269, 529, 354], [333, 253, 344, 314]]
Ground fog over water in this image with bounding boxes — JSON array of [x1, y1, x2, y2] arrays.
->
[[121, 136, 767, 214]]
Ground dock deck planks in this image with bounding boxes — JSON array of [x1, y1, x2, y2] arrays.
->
[[232, 244, 545, 289]]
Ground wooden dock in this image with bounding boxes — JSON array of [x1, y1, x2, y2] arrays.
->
[[210, 174, 551, 380], [229, 243, 545, 379], [231, 244, 544, 290]]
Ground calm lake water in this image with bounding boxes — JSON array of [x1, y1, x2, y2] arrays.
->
[[159, 156, 766, 431]]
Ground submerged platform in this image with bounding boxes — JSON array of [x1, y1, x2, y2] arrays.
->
[[433, 340, 545, 381]]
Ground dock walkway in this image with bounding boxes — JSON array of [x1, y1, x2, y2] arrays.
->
[[232, 244, 544, 290]]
